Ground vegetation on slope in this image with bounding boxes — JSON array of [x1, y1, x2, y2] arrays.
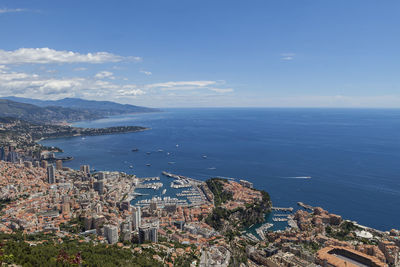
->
[[0, 233, 159, 267], [205, 178, 271, 232], [205, 178, 233, 206]]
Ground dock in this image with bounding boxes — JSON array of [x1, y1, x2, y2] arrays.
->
[[136, 182, 163, 190], [271, 206, 293, 212]]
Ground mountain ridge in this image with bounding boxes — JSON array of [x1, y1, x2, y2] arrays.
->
[[1, 96, 158, 114]]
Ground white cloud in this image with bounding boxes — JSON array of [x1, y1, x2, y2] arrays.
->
[[0, 48, 141, 64], [0, 71, 37, 81], [0, 65, 8, 73], [117, 88, 146, 96], [0, 69, 145, 99], [0, 67, 239, 105], [140, 70, 152, 76], [209, 88, 234, 93], [147, 81, 217, 90], [95, 71, 114, 79], [0, 8, 26, 14], [281, 53, 295, 61]]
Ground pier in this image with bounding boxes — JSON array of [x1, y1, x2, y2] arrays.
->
[[140, 176, 160, 181], [170, 182, 192, 189], [136, 182, 163, 190], [297, 202, 314, 211], [271, 206, 293, 212], [272, 217, 288, 222], [162, 171, 203, 184]]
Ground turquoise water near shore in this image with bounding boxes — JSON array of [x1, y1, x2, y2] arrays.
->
[[40, 108, 400, 231]]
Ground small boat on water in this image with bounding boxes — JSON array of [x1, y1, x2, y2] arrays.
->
[[146, 152, 151, 155], [158, 149, 164, 152], [146, 164, 151, 166], [202, 155, 207, 159], [132, 148, 139, 152], [176, 144, 179, 148], [162, 189, 167, 194], [129, 165, 134, 169], [166, 152, 171, 155]]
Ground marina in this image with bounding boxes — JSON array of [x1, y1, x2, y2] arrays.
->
[[131, 171, 208, 208]]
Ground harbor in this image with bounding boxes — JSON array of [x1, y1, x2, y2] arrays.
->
[[131, 171, 208, 207]]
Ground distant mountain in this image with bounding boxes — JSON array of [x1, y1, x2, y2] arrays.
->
[[0, 99, 104, 124], [2, 96, 158, 115]]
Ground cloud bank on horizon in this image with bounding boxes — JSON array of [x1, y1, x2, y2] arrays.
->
[[0, 47, 234, 106]]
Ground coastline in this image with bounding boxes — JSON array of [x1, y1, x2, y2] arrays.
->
[[36, 109, 400, 232], [35, 127, 150, 143]]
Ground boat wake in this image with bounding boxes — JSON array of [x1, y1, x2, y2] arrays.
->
[[281, 176, 311, 179]]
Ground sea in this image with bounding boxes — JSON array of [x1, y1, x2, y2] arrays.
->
[[39, 108, 400, 231]]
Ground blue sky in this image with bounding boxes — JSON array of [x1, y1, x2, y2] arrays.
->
[[0, 0, 399, 107]]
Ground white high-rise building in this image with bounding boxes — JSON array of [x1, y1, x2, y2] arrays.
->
[[104, 224, 118, 244], [47, 165, 55, 184], [132, 206, 141, 231]]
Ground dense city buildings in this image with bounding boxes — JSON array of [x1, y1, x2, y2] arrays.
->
[[0, 152, 399, 266], [80, 165, 90, 175]]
